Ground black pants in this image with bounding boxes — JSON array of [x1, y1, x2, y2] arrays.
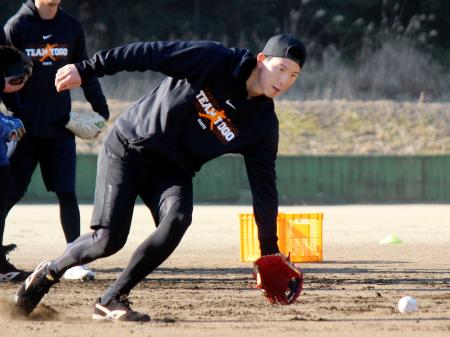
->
[[0, 165, 11, 247], [6, 136, 80, 243], [50, 146, 193, 304]]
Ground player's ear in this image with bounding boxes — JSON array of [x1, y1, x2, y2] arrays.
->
[[256, 52, 266, 68]]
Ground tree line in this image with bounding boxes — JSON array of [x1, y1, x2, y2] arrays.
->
[[1, 0, 449, 65], [2, 0, 449, 100]]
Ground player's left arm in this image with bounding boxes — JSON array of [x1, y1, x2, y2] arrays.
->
[[243, 121, 303, 305], [243, 125, 280, 256], [72, 25, 109, 121]]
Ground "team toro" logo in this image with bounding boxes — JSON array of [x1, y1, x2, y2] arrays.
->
[[25, 43, 69, 65], [194, 89, 238, 143]]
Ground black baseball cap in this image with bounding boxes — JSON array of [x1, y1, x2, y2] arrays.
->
[[262, 34, 307, 68]]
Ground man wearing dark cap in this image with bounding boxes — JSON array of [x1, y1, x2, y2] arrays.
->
[[0, 28, 28, 282], [15, 34, 307, 321]]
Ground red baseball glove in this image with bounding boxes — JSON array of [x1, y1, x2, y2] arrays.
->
[[253, 253, 303, 305]]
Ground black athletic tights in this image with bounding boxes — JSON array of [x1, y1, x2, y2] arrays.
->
[[49, 144, 194, 304], [0, 165, 11, 247], [1, 167, 79, 248], [4, 188, 80, 244], [55, 192, 80, 243], [50, 191, 193, 305]]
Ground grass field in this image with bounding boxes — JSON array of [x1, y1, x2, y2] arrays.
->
[[1, 204, 450, 337], [71, 99, 450, 155]]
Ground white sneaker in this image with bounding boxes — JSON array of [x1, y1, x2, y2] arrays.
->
[[63, 265, 95, 281]]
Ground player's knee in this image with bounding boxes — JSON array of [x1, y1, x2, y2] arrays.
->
[[165, 210, 193, 247], [166, 207, 193, 234], [161, 197, 193, 232], [177, 211, 192, 230], [93, 228, 128, 256]]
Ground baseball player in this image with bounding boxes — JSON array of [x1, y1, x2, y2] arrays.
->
[[2, 0, 110, 281], [15, 34, 306, 321], [0, 28, 29, 282]]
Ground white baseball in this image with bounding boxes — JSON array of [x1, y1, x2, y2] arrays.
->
[[398, 296, 418, 313]]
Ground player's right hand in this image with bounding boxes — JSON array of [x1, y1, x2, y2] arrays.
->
[[55, 64, 82, 92], [253, 253, 303, 305]]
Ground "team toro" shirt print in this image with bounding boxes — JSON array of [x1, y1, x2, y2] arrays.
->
[[194, 88, 238, 144]]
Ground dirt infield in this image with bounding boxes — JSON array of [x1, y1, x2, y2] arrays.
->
[[1, 204, 450, 337]]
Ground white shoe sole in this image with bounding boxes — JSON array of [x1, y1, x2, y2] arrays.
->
[[62, 267, 95, 281], [63, 273, 95, 281]]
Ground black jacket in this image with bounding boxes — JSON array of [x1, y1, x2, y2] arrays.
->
[[77, 40, 280, 254], [4, 0, 109, 137], [0, 29, 6, 96]]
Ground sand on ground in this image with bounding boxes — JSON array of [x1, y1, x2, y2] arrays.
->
[[1, 204, 449, 337]]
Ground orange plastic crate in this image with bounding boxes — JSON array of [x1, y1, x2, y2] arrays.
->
[[239, 213, 323, 263]]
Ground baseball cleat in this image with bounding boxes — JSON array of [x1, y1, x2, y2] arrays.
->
[[0, 244, 29, 282], [0, 261, 29, 282], [92, 295, 150, 322], [63, 264, 95, 281], [14, 260, 58, 315]]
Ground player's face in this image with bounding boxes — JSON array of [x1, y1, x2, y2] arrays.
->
[[36, 0, 61, 7], [258, 55, 301, 98]]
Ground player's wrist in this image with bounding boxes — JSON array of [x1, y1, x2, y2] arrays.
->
[[75, 62, 91, 83], [259, 238, 280, 256]]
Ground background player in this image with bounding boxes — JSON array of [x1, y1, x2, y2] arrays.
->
[[2, 0, 109, 281], [0, 28, 28, 281]]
